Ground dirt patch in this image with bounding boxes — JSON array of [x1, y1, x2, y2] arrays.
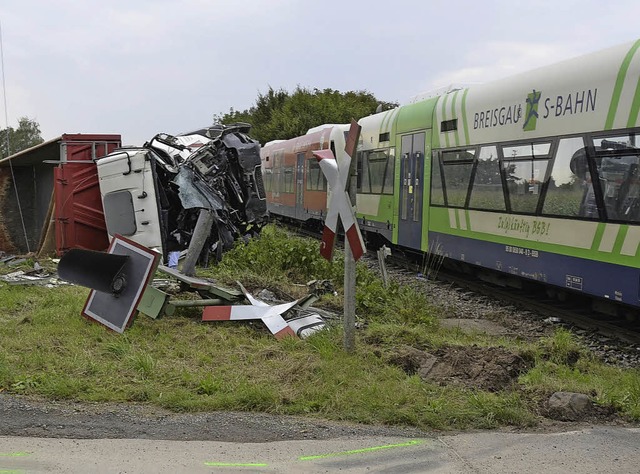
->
[[386, 345, 533, 392]]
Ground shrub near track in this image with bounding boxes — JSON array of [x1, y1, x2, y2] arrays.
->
[[0, 225, 639, 428]]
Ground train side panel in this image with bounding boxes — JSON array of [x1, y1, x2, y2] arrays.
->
[[428, 207, 640, 305], [426, 40, 640, 307]]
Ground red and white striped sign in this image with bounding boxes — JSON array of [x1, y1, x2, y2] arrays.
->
[[202, 282, 297, 339], [312, 148, 365, 261]]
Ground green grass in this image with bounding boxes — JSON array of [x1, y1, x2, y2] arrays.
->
[[0, 225, 639, 430]]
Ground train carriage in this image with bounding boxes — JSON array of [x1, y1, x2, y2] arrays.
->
[[261, 124, 349, 225], [428, 40, 640, 308], [262, 39, 640, 312]]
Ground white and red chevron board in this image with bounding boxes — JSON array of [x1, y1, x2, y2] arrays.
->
[[202, 282, 297, 339], [312, 148, 366, 261]]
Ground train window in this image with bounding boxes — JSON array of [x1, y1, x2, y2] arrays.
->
[[542, 137, 594, 218], [502, 143, 551, 158], [469, 146, 505, 210], [306, 159, 326, 191], [442, 149, 475, 162], [441, 148, 475, 207], [387, 148, 396, 195], [357, 149, 394, 194], [501, 141, 552, 214], [263, 168, 272, 192], [272, 151, 285, 195], [592, 133, 640, 222], [440, 119, 458, 133], [283, 166, 295, 194], [356, 151, 364, 191], [430, 152, 445, 205], [273, 169, 282, 194]]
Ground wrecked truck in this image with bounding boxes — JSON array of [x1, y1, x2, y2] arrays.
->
[[96, 123, 268, 270]]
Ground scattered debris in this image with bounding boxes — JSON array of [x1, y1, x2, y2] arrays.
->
[[543, 317, 563, 324], [56, 238, 332, 339], [305, 279, 337, 297], [0, 262, 66, 287], [58, 235, 161, 333], [286, 312, 326, 338], [202, 282, 329, 340]]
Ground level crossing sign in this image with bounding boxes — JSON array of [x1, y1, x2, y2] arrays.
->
[[312, 122, 365, 261]]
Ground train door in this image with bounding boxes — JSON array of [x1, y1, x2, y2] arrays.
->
[[398, 132, 426, 249], [296, 152, 306, 220]]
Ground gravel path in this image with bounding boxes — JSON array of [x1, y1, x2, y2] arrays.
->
[[0, 394, 428, 442]]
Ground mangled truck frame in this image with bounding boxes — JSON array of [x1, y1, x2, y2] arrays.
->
[[96, 123, 267, 271]]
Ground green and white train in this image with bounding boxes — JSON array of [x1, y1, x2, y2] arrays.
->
[[262, 40, 640, 311]]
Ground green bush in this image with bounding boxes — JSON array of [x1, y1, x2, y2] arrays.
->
[[216, 225, 343, 283]]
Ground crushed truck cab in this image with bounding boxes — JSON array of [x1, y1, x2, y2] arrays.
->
[[96, 123, 268, 266]]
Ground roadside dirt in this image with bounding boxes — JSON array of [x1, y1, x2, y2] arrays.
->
[[385, 345, 533, 392]]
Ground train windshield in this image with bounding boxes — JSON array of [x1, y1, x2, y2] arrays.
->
[[592, 134, 640, 222]]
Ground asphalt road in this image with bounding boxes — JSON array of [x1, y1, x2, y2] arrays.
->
[[2, 426, 639, 473]]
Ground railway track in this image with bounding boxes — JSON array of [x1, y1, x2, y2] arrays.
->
[[430, 266, 640, 346], [281, 220, 640, 349], [383, 248, 640, 345]]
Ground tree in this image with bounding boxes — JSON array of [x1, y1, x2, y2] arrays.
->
[[214, 87, 397, 144], [0, 117, 44, 159]]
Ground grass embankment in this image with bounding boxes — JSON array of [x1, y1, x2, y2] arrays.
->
[[0, 224, 639, 430]]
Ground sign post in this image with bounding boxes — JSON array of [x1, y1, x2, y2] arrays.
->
[[312, 120, 363, 352]]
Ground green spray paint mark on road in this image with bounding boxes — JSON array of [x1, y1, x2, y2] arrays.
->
[[299, 439, 422, 461], [204, 462, 268, 467], [0, 453, 29, 457], [0, 470, 25, 474]]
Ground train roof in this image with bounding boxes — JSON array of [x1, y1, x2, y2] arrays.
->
[[433, 39, 640, 149], [262, 124, 348, 153], [306, 123, 349, 134]]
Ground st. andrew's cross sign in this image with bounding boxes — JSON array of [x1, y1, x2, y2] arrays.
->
[[312, 122, 365, 261]]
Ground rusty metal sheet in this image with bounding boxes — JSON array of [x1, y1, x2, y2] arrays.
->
[[54, 163, 109, 254]]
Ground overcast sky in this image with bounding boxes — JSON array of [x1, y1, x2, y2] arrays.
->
[[1, 0, 639, 146]]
